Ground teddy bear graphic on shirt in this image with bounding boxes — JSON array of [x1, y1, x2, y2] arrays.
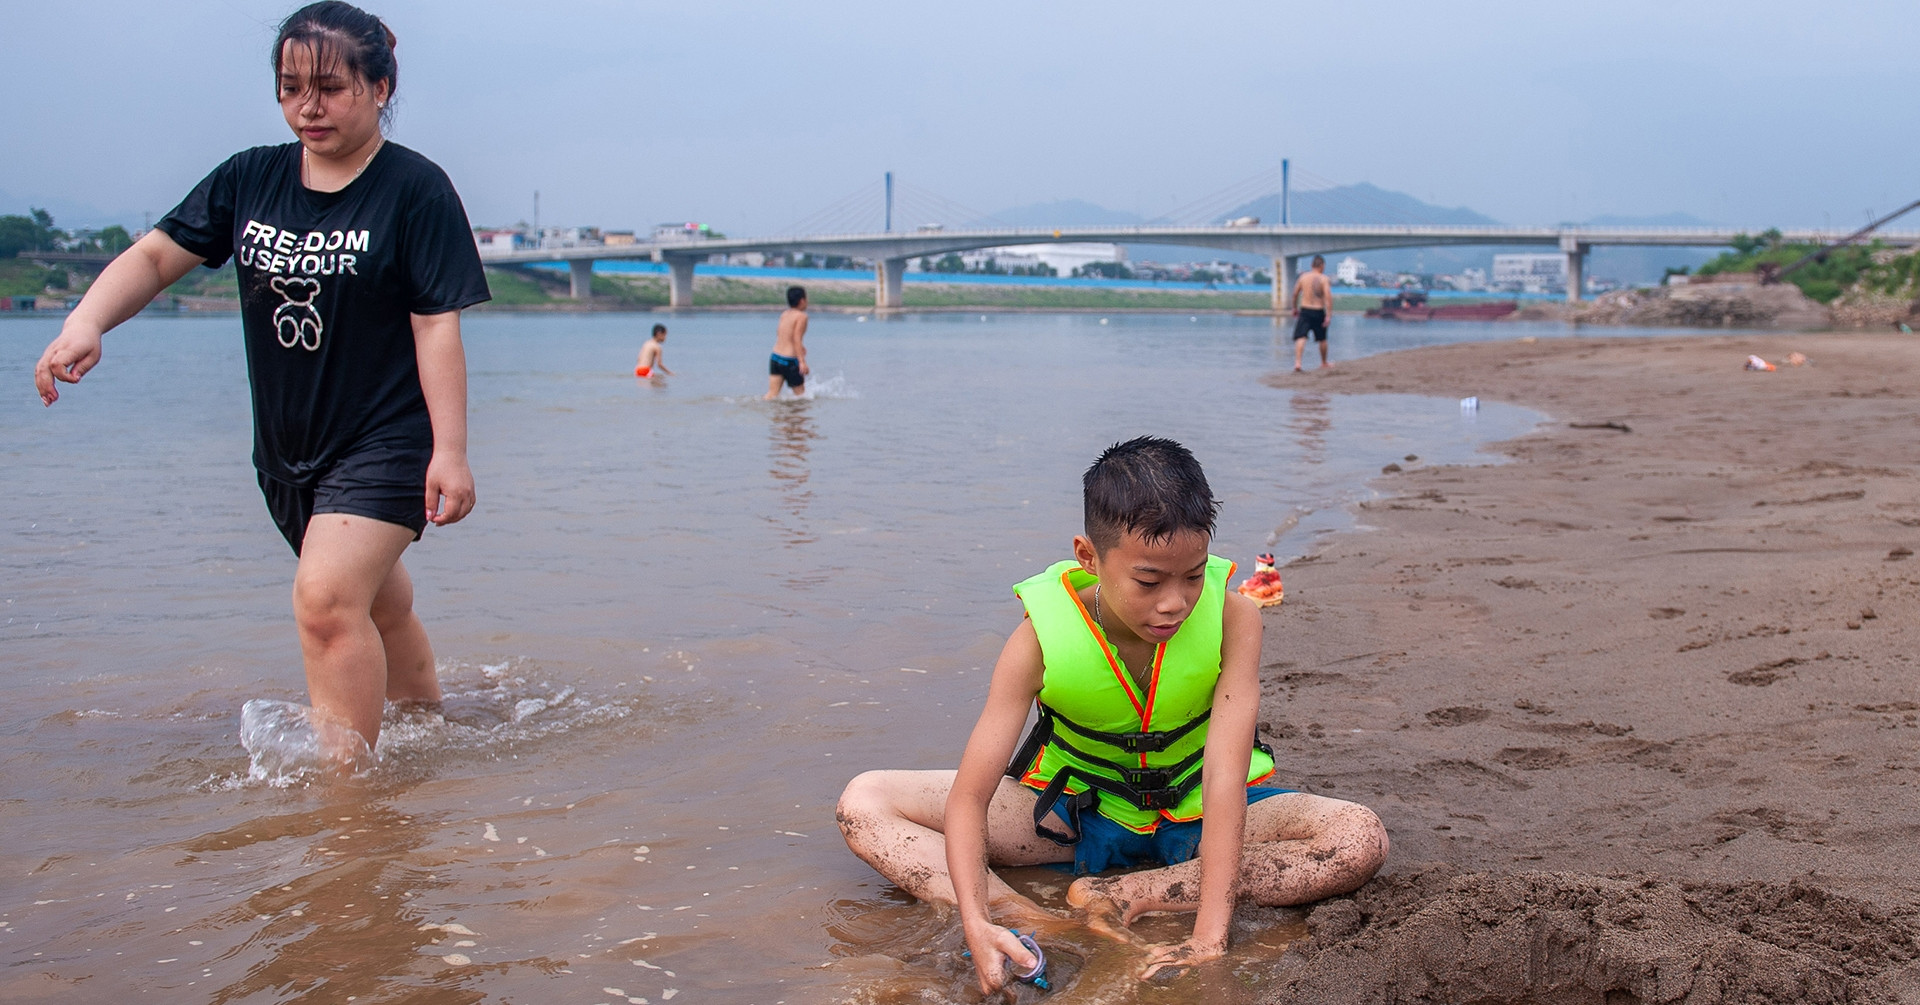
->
[[270, 276, 324, 351]]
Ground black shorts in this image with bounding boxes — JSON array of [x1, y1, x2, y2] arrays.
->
[[1293, 308, 1328, 342], [770, 352, 804, 388], [258, 438, 431, 556]]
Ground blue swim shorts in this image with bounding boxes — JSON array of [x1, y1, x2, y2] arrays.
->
[[1055, 786, 1297, 875]]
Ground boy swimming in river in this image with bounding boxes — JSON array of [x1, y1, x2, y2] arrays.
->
[[836, 437, 1388, 993], [634, 323, 672, 378]]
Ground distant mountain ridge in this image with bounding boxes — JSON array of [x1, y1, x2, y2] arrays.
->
[[1218, 183, 1499, 227], [990, 188, 1722, 283]]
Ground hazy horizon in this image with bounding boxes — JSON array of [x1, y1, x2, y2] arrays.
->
[[6, 1, 1916, 237]]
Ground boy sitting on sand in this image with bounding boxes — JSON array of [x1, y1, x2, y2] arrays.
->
[[837, 437, 1388, 992]]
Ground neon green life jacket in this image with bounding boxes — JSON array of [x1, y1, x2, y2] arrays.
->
[[1006, 556, 1276, 838]]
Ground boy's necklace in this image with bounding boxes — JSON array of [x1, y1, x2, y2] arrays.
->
[[1093, 585, 1103, 634]]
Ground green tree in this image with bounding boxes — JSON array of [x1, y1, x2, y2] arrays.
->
[[96, 225, 133, 254], [1075, 261, 1133, 280], [0, 208, 61, 258]]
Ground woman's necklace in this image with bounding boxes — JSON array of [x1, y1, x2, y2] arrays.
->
[[303, 137, 383, 190]]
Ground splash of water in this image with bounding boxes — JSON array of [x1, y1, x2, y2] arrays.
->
[[238, 698, 376, 786], [802, 374, 858, 399], [233, 662, 629, 788]]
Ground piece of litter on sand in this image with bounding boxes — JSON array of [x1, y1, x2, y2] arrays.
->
[[898, 667, 927, 673], [1745, 354, 1776, 371], [633, 959, 662, 969], [441, 954, 472, 966], [481, 823, 500, 842], [776, 830, 807, 837], [1569, 421, 1632, 433]]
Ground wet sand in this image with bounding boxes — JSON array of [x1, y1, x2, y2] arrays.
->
[[1249, 333, 1920, 1002]]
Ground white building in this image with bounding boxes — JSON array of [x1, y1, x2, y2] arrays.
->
[[1492, 254, 1567, 293], [474, 230, 524, 253], [951, 243, 1125, 275], [653, 222, 713, 242], [1335, 256, 1366, 285], [958, 248, 1048, 273], [537, 226, 601, 249]]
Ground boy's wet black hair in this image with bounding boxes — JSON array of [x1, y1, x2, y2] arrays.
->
[[274, 2, 399, 127], [786, 285, 807, 308], [1083, 436, 1219, 553], [651, 323, 667, 336]]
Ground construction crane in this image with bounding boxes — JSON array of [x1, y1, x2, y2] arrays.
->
[[1762, 198, 1920, 283]]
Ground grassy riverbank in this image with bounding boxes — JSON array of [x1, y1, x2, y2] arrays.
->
[[479, 268, 1291, 312], [11, 258, 1390, 314]]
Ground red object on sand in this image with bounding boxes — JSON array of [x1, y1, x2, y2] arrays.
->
[[1237, 552, 1285, 607]]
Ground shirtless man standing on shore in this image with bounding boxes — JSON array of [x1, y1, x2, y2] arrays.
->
[[1291, 255, 1333, 372], [766, 285, 809, 399]]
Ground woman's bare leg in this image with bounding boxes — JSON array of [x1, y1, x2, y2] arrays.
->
[[369, 558, 441, 707], [293, 514, 418, 755], [837, 770, 1078, 932], [1066, 793, 1387, 926]]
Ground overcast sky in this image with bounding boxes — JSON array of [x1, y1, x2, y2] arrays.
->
[[7, 1, 1916, 235]]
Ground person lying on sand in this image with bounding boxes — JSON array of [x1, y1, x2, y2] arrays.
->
[[836, 436, 1388, 993]]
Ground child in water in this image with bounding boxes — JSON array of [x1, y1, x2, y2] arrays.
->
[[836, 437, 1388, 993], [634, 323, 672, 378]]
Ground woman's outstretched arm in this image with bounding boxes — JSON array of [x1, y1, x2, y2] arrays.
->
[[34, 230, 204, 405]]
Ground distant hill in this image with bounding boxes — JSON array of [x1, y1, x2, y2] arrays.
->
[[987, 186, 1727, 282], [1218, 183, 1499, 227], [989, 198, 1144, 227]]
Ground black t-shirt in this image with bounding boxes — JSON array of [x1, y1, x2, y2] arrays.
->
[[157, 142, 490, 486]]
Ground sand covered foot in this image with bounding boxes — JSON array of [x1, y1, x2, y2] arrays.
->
[[1065, 877, 1149, 946]]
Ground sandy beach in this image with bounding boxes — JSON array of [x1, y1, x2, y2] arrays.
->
[[1251, 332, 1920, 1003]]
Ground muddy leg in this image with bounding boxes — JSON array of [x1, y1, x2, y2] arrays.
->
[[836, 770, 1079, 932], [1067, 793, 1387, 926]]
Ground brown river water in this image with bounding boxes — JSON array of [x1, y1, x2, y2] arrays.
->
[[1, 310, 1546, 1003]]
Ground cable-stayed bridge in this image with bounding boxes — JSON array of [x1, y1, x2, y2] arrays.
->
[[479, 170, 1920, 309]]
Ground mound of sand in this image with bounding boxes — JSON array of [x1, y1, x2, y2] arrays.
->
[[1830, 288, 1920, 328], [1264, 865, 1920, 1004], [1571, 281, 1831, 330]]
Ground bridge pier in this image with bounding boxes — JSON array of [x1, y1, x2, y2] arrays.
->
[[875, 257, 906, 310], [569, 259, 594, 299], [666, 256, 697, 308], [1561, 236, 1588, 302], [1273, 255, 1296, 313]]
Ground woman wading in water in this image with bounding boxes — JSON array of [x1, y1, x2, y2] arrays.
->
[[33, 2, 490, 767]]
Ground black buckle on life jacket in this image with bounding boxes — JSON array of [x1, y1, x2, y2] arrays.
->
[[1117, 765, 1175, 790], [1129, 786, 1183, 811], [1113, 729, 1173, 754]]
